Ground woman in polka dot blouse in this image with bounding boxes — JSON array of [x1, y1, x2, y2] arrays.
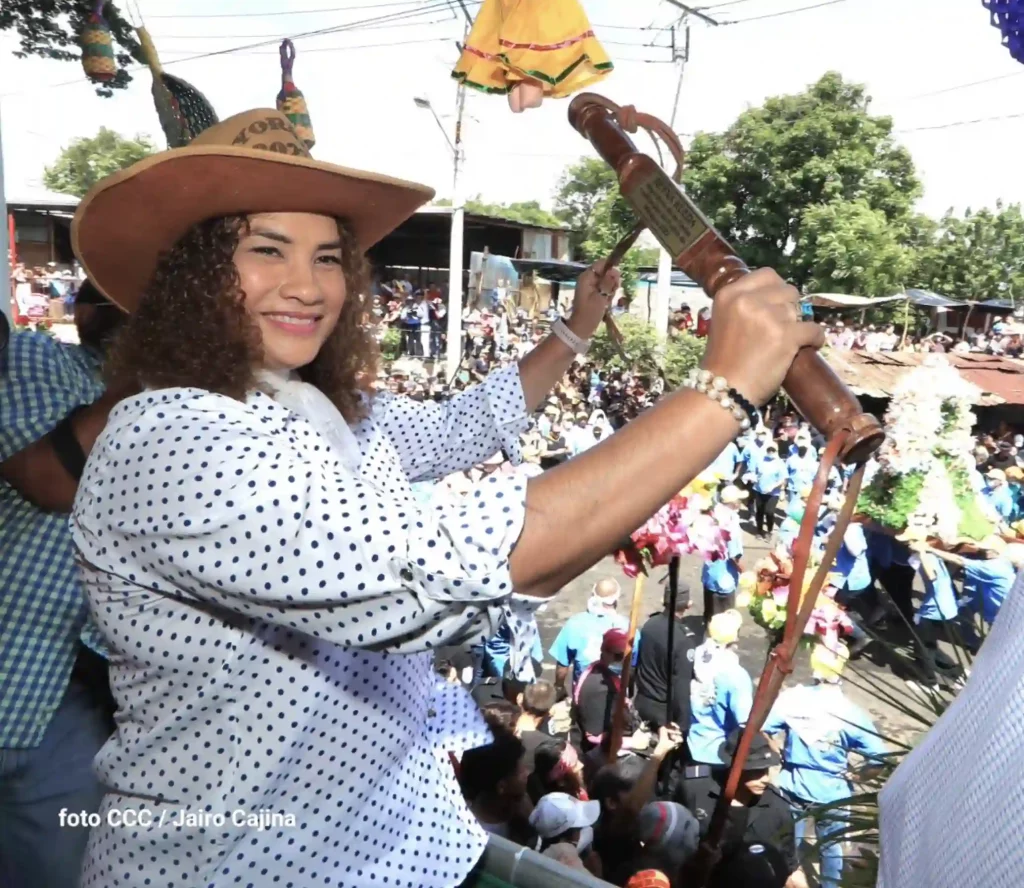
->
[[66, 109, 823, 888]]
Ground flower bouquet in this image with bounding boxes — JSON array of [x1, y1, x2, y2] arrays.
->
[[615, 491, 732, 578], [856, 357, 996, 546], [739, 551, 853, 649]]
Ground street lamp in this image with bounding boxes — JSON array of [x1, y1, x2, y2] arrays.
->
[[414, 94, 465, 379]]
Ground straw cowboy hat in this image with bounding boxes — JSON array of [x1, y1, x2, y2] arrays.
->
[[72, 108, 435, 311]]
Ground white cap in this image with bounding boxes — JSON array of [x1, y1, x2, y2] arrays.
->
[[720, 485, 749, 504], [528, 793, 601, 839]]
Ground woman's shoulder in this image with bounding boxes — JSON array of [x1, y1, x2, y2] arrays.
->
[[106, 386, 287, 437]]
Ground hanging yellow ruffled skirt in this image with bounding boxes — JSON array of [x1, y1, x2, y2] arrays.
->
[[452, 0, 613, 99]]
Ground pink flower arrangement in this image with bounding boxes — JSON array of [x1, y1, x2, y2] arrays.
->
[[615, 495, 732, 578], [743, 553, 854, 649]]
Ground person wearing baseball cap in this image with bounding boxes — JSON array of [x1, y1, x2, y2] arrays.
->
[[762, 643, 888, 888], [529, 792, 602, 875], [573, 628, 650, 753], [690, 729, 798, 881], [634, 575, 702, 732], [983, 466, 1015, 523], [550, 577, 634, 693]]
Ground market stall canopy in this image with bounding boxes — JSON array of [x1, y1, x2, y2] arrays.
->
[[804, 290, 965, 309], [510, 257, 589, 282], [635, 270, 700, 288], [903, 289, 965, 308], [804, 293, 905, 308]]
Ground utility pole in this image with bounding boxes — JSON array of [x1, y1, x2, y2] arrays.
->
[[654, 17, 691, 339], [445, 4, 472, 379], [0, 104, 11, 321]]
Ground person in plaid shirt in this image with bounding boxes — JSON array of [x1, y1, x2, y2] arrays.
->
[[0, 282, 126, 887]]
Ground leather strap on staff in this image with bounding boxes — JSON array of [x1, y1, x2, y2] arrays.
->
[[694, 434, 867, 882], [592, 96, 686, 360]]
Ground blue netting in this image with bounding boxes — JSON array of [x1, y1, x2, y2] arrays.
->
[[983, 0, 1024, 63]]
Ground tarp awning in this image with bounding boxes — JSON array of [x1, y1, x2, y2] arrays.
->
[[804, 290, 965, 309], [804, 293, 905, 308], [510, 258, 588, 282], [903, 289, 964, 308]]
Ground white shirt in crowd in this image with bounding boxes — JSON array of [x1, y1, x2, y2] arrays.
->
[[70, 365, 541, 888]]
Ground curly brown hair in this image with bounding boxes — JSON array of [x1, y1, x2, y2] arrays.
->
[[105, 215, 378, 422]]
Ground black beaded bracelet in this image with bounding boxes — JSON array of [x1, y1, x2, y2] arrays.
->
[[684, 368, 760, 431]]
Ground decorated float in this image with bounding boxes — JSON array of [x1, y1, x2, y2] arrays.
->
[[854, 356, 1003, 550]]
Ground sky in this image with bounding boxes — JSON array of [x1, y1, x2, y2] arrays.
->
[[2, 0, 1023, 220]]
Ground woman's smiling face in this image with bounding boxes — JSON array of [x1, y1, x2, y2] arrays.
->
[[233, 212, 347, 371]]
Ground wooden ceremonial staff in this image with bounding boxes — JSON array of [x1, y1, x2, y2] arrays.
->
[[664, 555, 681, 726], [568, 93, 884, 883]]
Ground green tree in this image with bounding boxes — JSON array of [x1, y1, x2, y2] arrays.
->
[[682, 71, 921, 289], [913, 203, 1024, 305], [553, 157, 618, 252], [2, 1, 139, 96], [590, 315, 703, 387], [800, 199, 914, 298], [552, 165, 641, 296], [433, 197, 565, 229], [44, 128, 155, 197]]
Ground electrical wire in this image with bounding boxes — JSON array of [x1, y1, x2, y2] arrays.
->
[[145, 0, 472, 18], [725, 0, 850, 24], [897, 110, 1024, 133], [894, 70, 1024, 102]]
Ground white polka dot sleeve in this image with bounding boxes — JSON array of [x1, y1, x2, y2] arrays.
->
[[371, 364, 529, 482], [70, 390, 541, 668]]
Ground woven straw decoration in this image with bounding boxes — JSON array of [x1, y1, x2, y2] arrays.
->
[[136, 26, 219, 148], [80, 0, 118, 83], [277, 40, 315, 149]]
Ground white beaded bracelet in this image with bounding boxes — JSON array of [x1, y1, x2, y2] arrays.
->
[[550, 318, 591, 356], [683, 368, 758, 431]]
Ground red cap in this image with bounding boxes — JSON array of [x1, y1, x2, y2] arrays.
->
[[602, 628, 630, 655]]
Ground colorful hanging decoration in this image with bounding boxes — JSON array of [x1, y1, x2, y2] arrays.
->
[[983, 1, 1024, 63], [277, 40, 315, 149], [136, 25, 219, 148], [452, 0, 613, 114], [80, 0, 118, 84]]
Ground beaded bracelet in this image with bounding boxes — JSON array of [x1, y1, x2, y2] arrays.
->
[[684, 368, 759, 431]]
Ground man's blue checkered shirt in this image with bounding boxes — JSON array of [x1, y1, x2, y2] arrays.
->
[[0, 331, 107, 748]]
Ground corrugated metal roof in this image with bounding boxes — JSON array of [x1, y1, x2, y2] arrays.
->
[[823, 349, 1024, 407]]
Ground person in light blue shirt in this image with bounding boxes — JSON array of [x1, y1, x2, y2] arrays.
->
[[739, 427, 769, 477], [924, 544, 1024, 627], [688, 610, 752, 767], [549, 578, 635, 692], [707, 440, 741, 483], [701, 491, 745, 623], [982, 469, 1015, 523], [479, 622, 544, 680], [832, 523, 875, 656], [785, 434, 818, 505], [750, 441, 786, 537], [764, 644, 888, 888]]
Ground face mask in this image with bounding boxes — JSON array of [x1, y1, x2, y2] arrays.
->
[[608, 662, 623, 675]]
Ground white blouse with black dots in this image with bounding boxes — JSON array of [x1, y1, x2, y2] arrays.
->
[[70, 365, 539, 888]]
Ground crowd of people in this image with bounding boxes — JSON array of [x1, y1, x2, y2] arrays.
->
[[820, 318, 1024, 357], [392, 301, 1024, 888]]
